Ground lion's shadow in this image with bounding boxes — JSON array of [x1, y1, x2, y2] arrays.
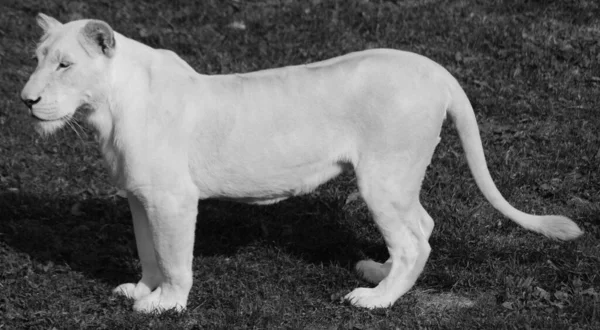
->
[[0, 189, 387, 286]]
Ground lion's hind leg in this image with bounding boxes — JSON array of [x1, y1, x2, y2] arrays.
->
[[345, 156, 432, 309], [356, 203, 434, 285]]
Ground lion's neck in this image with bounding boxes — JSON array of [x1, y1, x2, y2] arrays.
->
[[87, 34, 156, 187]]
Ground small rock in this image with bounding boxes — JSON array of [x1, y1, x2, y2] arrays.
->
[[228, 21, 246, 30]]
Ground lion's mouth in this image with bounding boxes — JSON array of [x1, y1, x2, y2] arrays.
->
[[30, 105, 91, 122], [31, 112, 65, 122]]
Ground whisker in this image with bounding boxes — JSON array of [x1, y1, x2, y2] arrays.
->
[[71, 118, 90, 141], [72, 119, 87, 134], [66, 117, 84, 141]]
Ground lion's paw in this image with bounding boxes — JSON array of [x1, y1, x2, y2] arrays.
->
[[344, 287, 394, 309], [356, 260, 390, 284], [133, 287, 186, 314], [112, 282, 152, 301]]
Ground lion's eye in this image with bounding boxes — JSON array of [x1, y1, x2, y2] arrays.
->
[[58, 62, 71, 69]]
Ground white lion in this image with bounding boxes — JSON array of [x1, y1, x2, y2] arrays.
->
[[21, 14, 582, 313]]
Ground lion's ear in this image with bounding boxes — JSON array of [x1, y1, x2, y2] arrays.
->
[[36, 13, 62, 32], [82, 20, 116, 58]]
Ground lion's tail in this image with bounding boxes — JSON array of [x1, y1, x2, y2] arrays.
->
[[446, 79, 582, 241]]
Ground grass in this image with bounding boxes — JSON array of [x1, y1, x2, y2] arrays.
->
[[1, 0, 599, 328]]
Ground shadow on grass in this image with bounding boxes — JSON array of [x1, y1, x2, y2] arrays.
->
[[2, 187, 575, 297], [0, 190, 384, 286], [0, 191, 135, 284]]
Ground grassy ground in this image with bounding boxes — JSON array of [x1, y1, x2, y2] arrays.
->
[[1, 0, 599, 328]]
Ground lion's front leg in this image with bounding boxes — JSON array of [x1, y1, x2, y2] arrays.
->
[[122, 187, 198, 313], [113, 193, 163, 301]]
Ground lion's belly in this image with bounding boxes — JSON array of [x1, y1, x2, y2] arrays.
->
[[209, 160, 350, 204], [189, 83, 359, 200], [193, 153, 351, 202]]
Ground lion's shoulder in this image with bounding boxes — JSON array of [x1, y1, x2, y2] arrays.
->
[[153, 48, 197, 75]]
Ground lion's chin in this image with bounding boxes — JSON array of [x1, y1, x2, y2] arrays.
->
[[34, 119, 67, 136]]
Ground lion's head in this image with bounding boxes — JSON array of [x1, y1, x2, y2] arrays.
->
[[20, 13, 116, 135]]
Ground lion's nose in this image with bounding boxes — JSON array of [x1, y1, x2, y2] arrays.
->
[[22, 96, 41, 109]]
